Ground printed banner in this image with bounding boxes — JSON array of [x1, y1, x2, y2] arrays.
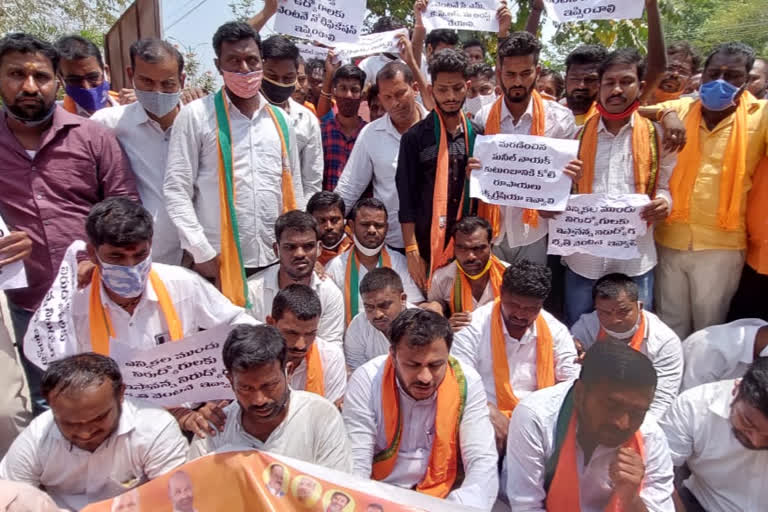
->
[[423, 0, 500, 33], [0, 214, 27, 290], [273, 0, 366, 45], [547, 193, 651, 259], [469, 134, 579, 211], [543, 0, 645, 23], [334, 28, 408, 60]]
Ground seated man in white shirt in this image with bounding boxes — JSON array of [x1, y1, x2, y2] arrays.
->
[[188, 325, 352, 472], [325, 198, 424, 325], [247, 210, 344, 343], [343, 309, 498, 509], [659, 358, 768, 512], [506, 340, 675, 511], [452, 259, 579, 453], [680, 319, 768, 391], [266, 284, 346, 406], [0, 354, 188, 511], [571, 273, 683, 417]]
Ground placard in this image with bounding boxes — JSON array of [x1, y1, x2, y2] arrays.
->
[[273, 0, 366, 45], [423, 0, 500, 33], [334, 28, 408, 60], [0, 215, 28, 290], [295, 42, 330, 63], [543, 0, 645, 23]]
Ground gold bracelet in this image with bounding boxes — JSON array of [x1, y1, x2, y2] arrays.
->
[[405, 244, 419, 254], [320, 90, 333, 99]]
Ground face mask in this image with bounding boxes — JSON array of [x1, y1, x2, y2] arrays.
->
[[602, 307, 641, 340], [65, 81, 111, 112], [133, 85, 181, 118], [464, 93, 495, 116], [98, 253, 152, 298], [596, 99, 640, 121], [353, 233, 384, 257], [699, 79, 741, 111], [222, 69, 263, 99], [337, 97, 362, 117], [3, 101, 55, 127], [261, 76, 296, 104]]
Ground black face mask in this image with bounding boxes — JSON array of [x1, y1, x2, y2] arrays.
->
[[261, 76, 296, 104]]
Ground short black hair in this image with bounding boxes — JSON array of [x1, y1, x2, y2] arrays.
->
[[390, 309, 453, 351], [704, 41, 756, 74], [565, 44, 608, 74], [580, 339, 657, 391], [274, 210, 319, 243], [223, 324, 287, 372], [271, 284, 322, 321], [426, 29, 459, 51], [377, 61, 414, 87], [262, 35, 299, 68], [452, 216, 492, 243], [351, 197, 388, 221], [539, 68, 565, 97], [463, 39, 486, 56], [497, 31, 542, 66], [592, 273, 639, 302], [428, 48, 468, 82], [306, 191, 345, 216], [501, 259, 551, 300], [213, 21, 261, 59], [599, 48, 646, 81], [738, 357, 768, 417], [0, 33, 59, 73], [305, 58, 325, 76], [667, 41, 702, 73], [372, 16, 405, 34], [467, 62, 494, 81], [330, 492, 350, 505], [367, 83, 380, 103], [129, 38, 184, 76], [360, 267, 404, 295], [42, 353, 123, 400], [86, 198, 153, 248], [55, 34, 103, 68], [333, 64, 366, 89]]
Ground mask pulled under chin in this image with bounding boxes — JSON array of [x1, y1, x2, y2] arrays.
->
[[261, 76, 296, 104], [3, 102, 55, 127], [98, 253, 152, 298], [602, 310, 641, 340], [353, 233, 384, 257]]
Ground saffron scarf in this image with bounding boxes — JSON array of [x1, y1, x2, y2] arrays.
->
[[318, 235, 353, 266], [573, 102, 599, 127], [372, 355, 467, 498], [490, 299, 555, 417], [597, 312, 646, 352], [668, 97, 749, 231], [62, 90, 120, 114], [544, 386, 646, 512], [89, 266, 183, 355], [303, 342, 325, 396], [343, 247, 392, 325], [450, 255, 505, 314], [747, 158, 768, 274]]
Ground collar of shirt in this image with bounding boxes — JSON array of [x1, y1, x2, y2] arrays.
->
[[503, 315, 538, 345], [329, 115, 366, 140], [51, 398, 137, 445], [708, 381, 736, 420], [596, 112, 636, 136], [124, 100, 179, 132], [233, 395, 293, 445], [500, 95, 534, 127], [74, 94, 119, 117], [262, 264, 322, 295], [224, 89, 269, 121]]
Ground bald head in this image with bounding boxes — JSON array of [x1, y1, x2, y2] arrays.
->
[[167, 472, 194, 512]]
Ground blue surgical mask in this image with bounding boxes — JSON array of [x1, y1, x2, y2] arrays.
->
[[699, 79, 741, 112], [98, 253, 152, 298], [133, 84, 181, 118], [65, 81, 111, 112]]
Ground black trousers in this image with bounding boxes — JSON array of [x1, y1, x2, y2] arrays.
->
[[728, 264, 768, 322], [678, 486, 708, 512]]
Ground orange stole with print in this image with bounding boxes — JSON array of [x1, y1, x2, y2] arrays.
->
[[303, 342, 325, 396]]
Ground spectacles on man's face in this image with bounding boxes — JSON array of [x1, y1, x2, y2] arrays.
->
[[63, 71, 104, 88]]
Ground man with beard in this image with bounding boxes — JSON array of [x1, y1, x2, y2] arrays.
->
[[247, 211, 344, 343], [563, 44, 608, 126], [188, 325, 353, 472], [307, 192, 352, 266], [643, 42, 701, 105], [0, 354, 188, 511], [326, 199, 424, 325], [168, 472, 196, 512], [660, 357, 768, 511], [748, 57, 768, 99]]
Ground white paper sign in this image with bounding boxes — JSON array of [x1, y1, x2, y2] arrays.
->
[[295, 42, 330, 62], [423, 0, 500, 33], [273, 0, 366, 45], [547, 194, 651, 259], [470, 134, 578, 211], [0, 215, 28, 290], [333, 28, 408, 60], [543, 0, 644, 23]]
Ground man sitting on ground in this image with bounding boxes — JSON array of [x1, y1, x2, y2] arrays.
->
[[306, 191, 352, 266]]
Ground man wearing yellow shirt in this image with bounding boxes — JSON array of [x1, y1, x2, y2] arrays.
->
[[653, 42, 768, 339]]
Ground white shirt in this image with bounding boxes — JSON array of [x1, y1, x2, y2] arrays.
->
[[0, 399, 188, 511], [506, 381, 675, 512], [343, 303, 417, 371], [246, 265, 345, 344], [659, 380, 768, 512], [343, 355, 499, 509], [163, 92, 303, 268], [91, 102, 183, 264], [71, 263, 256, 364], [475, 97, 577, 249], [452, 303, 579, 405], [571, 310, 683, 417], [187, 391, 352, 473], [563, 117, 676, 279], [286, 98, 323, 200], [427, 260, 508, 311], [358, 54, 399, 88], [289, 338, 347, 403], [680, 319, 768, 391], [334, 104, 429, 249]]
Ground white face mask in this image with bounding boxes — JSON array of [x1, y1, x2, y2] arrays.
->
[[464, 93, 495, 116], [133, 85, 181, 118], [352, 233, 384, 257], [601, 307, 642, 340]]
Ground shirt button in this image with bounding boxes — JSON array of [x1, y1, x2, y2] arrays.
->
[[31, 166, 37, 171], [36, 194, 43, 200], [43, 220, 51, 226]]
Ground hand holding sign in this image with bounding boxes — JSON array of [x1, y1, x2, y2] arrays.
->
[[0, 217, 29, 290], [423, 0, 502, 33]]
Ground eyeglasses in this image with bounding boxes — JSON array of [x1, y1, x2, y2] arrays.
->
[[62, 72, 104, 88]]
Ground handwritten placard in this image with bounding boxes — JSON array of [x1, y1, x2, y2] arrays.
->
[[333, 28, 408, 60], [0, 215, 28, 290], [543, 0, 645, 23], [547, 194, 651, 259], [470, 134, 578, 211], [273, 0, 366, 45], [423, 0, 500, 33]]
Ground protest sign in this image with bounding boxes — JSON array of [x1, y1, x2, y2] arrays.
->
[[423, 0, 500, 33], [295, 42, 330, 62], [334, 28, 408, 60], [0, 214, 27, 290], [547, 193, 651, 259], [469, 134, 579, 211], [273, 0, 366, 45], [543, 0, 645, 23]]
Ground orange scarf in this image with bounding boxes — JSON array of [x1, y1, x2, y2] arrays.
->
[[450, 255, 505, 314], [576, 113, 660, 197], [668, 97, 748, 231], [490, 299, 555, 417], [318, 235, 353, 266], [597, 312, 646, 352], [747, 158, 768, 274], [62, 90, 120, 114], [89, 266, 183, 355], [372, 355, 467, 498], [343, 247, 392, 325], [651, 88, 683, 105], [303, 342, 325, 396], [574, 102, 599, 127]]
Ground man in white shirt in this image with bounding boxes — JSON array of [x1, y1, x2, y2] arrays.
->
[[188, 325, 352, 473], [659, 359, 768, 512], [680, 319, 768, 391], [343, 309, 498, 509], [92, 38, 186, 265], [0, 353, 188, 511], [452, 259, 579, 452], [266, 285, 346, 406], [506, 340, 675, 511], [246, 211, 344, 344], [326, 198, 424, 324], [572, 273, 682, 417], [164, 22, 302, 289]]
